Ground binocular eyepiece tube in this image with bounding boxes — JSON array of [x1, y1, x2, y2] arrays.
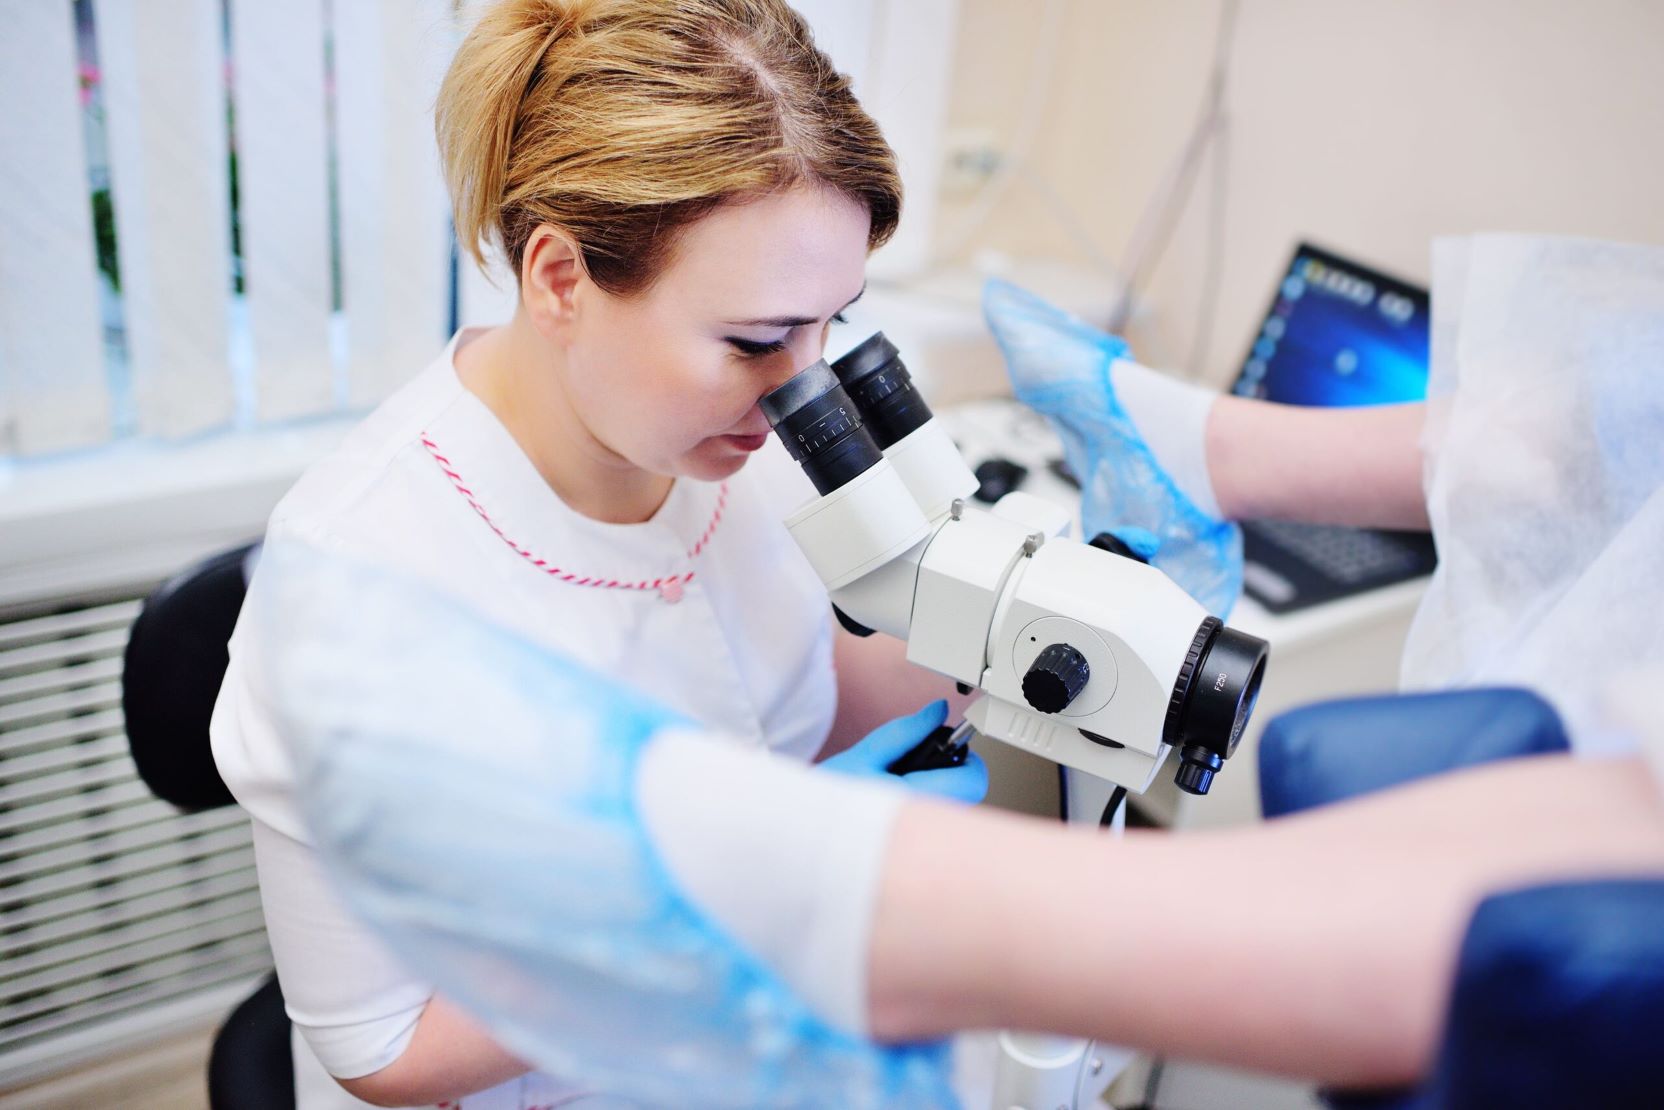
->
[[757, 332, 936, 497], [757, 362, 884, 497], [825, 332, 934, 450]]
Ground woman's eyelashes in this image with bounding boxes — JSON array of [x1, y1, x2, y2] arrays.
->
[[726, 313, 848, 359], [726, 335, 789, 358]]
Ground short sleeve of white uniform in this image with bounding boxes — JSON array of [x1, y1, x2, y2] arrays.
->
[[210, 330, 839, 1101]]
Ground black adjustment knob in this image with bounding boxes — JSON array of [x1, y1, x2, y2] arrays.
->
[[1022, 643, 1090, 714], [885, 724, 971, 777], [1088, 531, 1150, 564], [1174, 745, 1224, 795], [972, 457, 1028, 504], [831, 604, 874, 638]]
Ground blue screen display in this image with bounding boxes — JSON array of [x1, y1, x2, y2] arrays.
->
[[1232, 250, 1430, 407]]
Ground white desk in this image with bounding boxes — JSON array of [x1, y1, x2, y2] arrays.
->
[[938, 399, 1427, 829]]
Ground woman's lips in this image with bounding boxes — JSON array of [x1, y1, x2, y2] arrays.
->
[[722, 432, 770, 452]]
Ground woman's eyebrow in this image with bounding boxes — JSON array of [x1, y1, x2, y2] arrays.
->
[[724, 284, 866, 328]]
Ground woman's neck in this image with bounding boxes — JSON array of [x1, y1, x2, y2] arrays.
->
[[454, 313, 674, 525]]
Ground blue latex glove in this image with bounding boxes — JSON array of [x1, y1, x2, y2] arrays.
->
[[823, 699, 989, 804], [983, 277, 1243, 618]]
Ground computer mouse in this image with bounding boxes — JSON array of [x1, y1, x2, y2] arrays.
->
[[972, 457, 1029, 503], [1046, 456, 1080, 490]]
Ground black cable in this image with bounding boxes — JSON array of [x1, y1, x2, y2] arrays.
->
[[1144, 1058, 1168, 1110], [1056, 761, 1070, 822], [1116, 1056, 1170, 1110], [1099, 785, 1127, 829]]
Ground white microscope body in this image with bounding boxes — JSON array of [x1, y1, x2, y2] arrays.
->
[[760, 335, 1269, 1110], [789, 426, 1202, 793], [764, 334, 1266, 802]]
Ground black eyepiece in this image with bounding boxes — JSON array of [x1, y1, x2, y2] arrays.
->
[[1164, 618, 1270, 795], [759, 361, 884, 495], [829, 332, 933, 450]]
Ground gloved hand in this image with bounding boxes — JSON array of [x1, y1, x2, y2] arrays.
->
[[253, 541, 956, 1109], [983, 277, 1243, 618], [822, 699, 989, 804]]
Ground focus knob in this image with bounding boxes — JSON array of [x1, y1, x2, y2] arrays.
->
[[1022, 643, 1090, 714]]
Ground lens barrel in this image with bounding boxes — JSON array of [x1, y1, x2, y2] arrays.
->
[[1164, 618, 1270, 795], [829, 332, 933, 450], [759, 361, 884, 495]]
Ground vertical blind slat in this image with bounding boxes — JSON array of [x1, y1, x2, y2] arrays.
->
[[792, 0, 878, 92], [0, 0, 112, 456], [452, 0, 522, 331], [334, 0, 454, 404], [227, 0, 335, 422], [859, 0, 959, 279], [456, 252, 520, 331], [92, 0, 235, 440]]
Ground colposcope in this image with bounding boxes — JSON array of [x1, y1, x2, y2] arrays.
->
[[761, 332, 1269, 800], [763, 334, 1269, 1107]]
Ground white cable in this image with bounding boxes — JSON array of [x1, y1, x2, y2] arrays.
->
[[930, 0, 1243, 356], [1012, 163, 1125, 283], [1184, 108, 1232, 381], [1104, 0, 1242, 335], [929, 0, 1069, 266]]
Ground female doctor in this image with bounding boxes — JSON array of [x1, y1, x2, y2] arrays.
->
[[209, 1, 983, 1106]]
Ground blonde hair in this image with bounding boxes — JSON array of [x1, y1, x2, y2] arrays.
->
[[437, 0, 902, 296]]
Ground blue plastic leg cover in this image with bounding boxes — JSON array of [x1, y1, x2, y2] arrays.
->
[[249, 540, 956, 1108], [982, 278, 1242, 617]]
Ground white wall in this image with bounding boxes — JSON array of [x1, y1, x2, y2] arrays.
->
[[938, 0, 1664, 383]]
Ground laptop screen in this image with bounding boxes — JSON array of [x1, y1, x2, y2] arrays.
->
[[1230, 243, 1430, 407]]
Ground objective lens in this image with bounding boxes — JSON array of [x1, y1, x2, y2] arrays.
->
[[1164, 619, 1270, 795], [759, 361, 884, 495], [1185, 626, 1268, 760], [829, 332, 933, 450]]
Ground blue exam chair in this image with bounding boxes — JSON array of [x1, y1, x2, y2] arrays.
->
[[1257, 687, 1664, 1110]]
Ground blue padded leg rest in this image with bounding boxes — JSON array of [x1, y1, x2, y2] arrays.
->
[[1428, 878, 1664, 1109], [1327, 880, 1664, 1110], [1256, 687, 1576, 1110], [1257, 687, 1570, 820]]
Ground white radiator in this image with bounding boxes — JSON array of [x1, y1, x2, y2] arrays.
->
[[0, 422, 353, 1090], [0, 586, 268, 1090]]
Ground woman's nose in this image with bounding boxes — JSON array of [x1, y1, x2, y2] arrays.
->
[[759, 335, 826, 393], [794, 329, 828, 371]]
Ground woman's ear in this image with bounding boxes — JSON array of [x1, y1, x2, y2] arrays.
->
[[520, 224, 586, 340]]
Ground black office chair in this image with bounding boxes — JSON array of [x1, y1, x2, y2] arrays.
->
[[122, 543, 296, 1110]]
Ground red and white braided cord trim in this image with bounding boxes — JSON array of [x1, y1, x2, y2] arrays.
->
[[420, 434, 727, 593]]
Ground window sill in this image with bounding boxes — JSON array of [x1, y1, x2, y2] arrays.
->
[[0, 419, 357, 608]]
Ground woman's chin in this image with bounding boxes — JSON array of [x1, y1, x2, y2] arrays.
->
[[678, 442, 753, 482]]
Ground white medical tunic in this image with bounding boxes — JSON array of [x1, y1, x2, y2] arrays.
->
[[210, 329, 837, 1109]]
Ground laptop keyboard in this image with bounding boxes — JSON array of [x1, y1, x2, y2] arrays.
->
[[1249, 520, 1424, 585]]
